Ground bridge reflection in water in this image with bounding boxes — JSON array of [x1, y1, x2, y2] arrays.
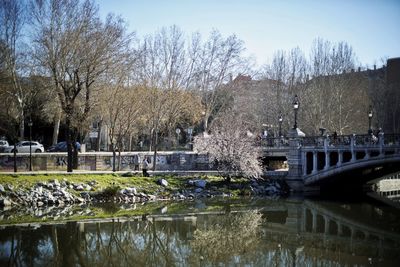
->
[[1, 199, 400, 266]]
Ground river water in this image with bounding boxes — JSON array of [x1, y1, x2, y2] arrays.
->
[[1, 196, 400, 266]]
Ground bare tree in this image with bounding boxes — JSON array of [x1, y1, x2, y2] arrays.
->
[[194, 111, 262, 181], [0, 0, 29, 139], [260, 48, 307, 135], [368, 58, 400, 133], [141, 86, 171, 170], [163, 89, 203, 149], [260, 39, 368, 135], [301, 38, 367, 135], [189, 30, 246, 130], [101, 84, 142, 170], [31, 0, 133, 171], [190, 211, 262, 264]]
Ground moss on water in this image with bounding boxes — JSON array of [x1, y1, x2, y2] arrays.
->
[[0, 199, 245, 226]]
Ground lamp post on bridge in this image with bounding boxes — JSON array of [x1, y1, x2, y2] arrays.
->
[[278, 114, 283, 137], [175, 128, 181, 148], [292, 95, 299, 129], [368, 106, 373, 134]]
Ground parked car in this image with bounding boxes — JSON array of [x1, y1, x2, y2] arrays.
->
[[47, 141, 81, 152], [3, 141, 44, 153], [0, 140, 9, 152]]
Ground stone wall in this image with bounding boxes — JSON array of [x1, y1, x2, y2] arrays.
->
[[0, 152, 212, 172], [376, 178, 400, 192]]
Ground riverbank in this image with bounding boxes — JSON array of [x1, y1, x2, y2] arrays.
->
[[0, 173, 289, 210]]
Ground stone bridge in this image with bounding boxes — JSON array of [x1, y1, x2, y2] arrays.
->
[[262, 130, 400, 192]]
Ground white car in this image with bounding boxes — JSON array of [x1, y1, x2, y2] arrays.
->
[[0, 140, 9, 152], [4, 141, 44, 153]]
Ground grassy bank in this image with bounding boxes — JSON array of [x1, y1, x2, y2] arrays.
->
[[0, 173, 287, 225], [0, 173, 246, 196], [0, 173, 253, 225]]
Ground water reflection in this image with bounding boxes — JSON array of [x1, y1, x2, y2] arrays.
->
[[1, 199, 400, 266]]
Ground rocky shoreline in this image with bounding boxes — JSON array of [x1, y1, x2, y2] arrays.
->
[[0, 177, 288, 209]]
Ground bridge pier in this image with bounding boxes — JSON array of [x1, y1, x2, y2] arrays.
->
[[324, 216, 329, 234], [350, 134, 356, 162], [312, 152, 318, 174], [324, 153, 330, 170], [311, 210, 317, 233], [286, 128, 306, 191], [364, 149, 370, 160], [338, 151, 343, 167], [338, 223, 343, 236]]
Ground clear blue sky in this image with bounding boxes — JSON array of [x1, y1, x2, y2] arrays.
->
[[97, 0, 400, 68]]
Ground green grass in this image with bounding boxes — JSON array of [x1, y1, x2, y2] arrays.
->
[[0, 173, 238, 196], [0, 173, 156, 190]]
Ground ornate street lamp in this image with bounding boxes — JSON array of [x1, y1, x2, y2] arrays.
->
[[187, 127, 194, 150], [368, 106, 373, 134], [175, 128, 181, 147], [28, 119, 33, 171], [292, 95, 299, 129], [278, 114, 283, 137]]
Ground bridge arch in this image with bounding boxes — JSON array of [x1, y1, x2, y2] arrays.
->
[[304, 155, 400, 187], [278, 131, 400, 191]]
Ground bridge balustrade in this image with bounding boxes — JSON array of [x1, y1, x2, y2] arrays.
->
[[383, 134, 400, 145], [302, 133, 400, 181], [262, 133, 400, 149], [300, 136, 324, 147], [259, 137, 289, 147]]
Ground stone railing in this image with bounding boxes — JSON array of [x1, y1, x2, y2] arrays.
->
[[259, 137, 289, 147]]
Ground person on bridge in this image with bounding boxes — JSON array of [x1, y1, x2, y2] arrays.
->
[[371, 133, 378, 144], [333, 131, 338, 145]]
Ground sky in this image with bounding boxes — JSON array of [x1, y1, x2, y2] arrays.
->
[[97, 0, 400, 68]]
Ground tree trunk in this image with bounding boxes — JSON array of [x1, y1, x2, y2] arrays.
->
[[152, 129, 158, 171], [117, 138, 122, 171], [66, 114, 73, 173], [128, 133, 132, 151], [52, 111, 61, 145], [149, 128, 153, 152], [118, 149, 121, 171], [112, 145, 116, 172], [168, 126, 173, 149], [19, 116, 25, 140], [203, 116, 209, 131], [96, 120, 102, 151], [72, 145, 78, 169], [13, 142, 17, 173]]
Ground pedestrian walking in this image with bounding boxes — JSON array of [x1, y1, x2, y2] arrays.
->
[[142, 156, 150, 177], [333, 131, 338, 145]]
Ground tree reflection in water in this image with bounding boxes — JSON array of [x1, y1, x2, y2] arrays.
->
[[1, 199, 400, 266], [190, 211, 263, 265]]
